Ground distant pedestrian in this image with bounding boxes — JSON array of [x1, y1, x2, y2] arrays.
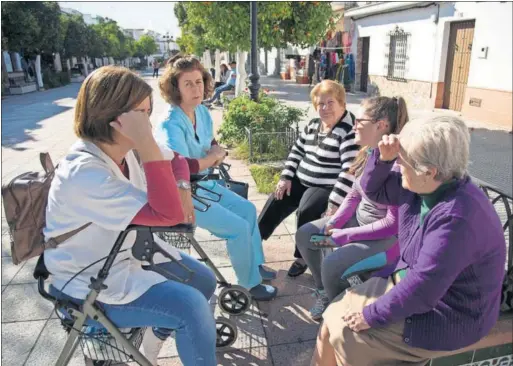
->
[[153, 60, 160, 78]]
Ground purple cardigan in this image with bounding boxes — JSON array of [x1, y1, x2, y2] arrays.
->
[[360, 149, 506, 351]]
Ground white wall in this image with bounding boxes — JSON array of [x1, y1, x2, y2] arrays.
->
[[350, 4, 443, 82], [349, 2, 512, 92], [457, 2, 512, 92]]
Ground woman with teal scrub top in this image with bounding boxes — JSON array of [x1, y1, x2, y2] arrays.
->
[[155, 55, 277, 301]]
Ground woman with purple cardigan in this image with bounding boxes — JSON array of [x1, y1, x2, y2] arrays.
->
[[296, 96, 409, 321], [311, 116, 506, 366]]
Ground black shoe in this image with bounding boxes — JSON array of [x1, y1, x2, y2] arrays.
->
[[288, 260, 308, 277]]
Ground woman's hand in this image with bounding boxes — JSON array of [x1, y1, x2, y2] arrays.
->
[[110, 111, 153, 148], [323, 203, 338, 218], [324, 223, 335, 235], [343, 312, 370, 332], [178, 188, 195, 224], [328, 228, 350, 246], [208, 145, 227, 166], [275, 179, 292, 200], [378, 134, 401, 162]]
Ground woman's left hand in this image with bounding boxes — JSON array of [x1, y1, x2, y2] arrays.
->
[[178, 188, 195, 224], [343, 312, 370, 332], [324, 203, 338, 217]]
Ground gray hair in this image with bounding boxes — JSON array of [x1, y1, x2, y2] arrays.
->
[[399, 116, 470, 181]]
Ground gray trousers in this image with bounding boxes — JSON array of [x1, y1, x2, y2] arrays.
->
[[295, 215, 397, 300]]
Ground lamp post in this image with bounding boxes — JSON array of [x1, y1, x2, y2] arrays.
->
[[248, 1, 260, 101]]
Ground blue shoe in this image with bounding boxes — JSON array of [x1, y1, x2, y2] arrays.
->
[[259, 265, 277, 281], [250, 284, 278, 301]]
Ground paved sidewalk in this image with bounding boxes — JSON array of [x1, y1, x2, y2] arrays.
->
[[1, 75, 511, 366], [0, 77, 318, 366]]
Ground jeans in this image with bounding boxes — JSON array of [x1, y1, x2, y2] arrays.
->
[[205, 83, 234, 103], [50, 252, 217, 366], [258, 177, 331, 258], [195, 180, 264, 289]]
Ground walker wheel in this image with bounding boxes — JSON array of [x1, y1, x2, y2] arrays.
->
[[215, 318, 238, 351], [218, 286, 252, 316]]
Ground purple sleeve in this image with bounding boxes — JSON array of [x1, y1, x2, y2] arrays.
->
[[331, 206, 399, 245], [360, 149, 404, 206], [362, 215, 474, 328], [327, 188, 362, 228]]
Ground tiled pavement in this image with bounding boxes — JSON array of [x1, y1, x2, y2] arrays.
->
[[1, 74, 512, 366]]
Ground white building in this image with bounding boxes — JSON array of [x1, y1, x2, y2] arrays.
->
[[345, 1, 512, 129]]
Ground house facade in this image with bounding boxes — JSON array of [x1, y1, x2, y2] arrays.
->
[[346, 1, 512, 129]]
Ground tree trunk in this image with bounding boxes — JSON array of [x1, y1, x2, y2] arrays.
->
[[214, 49, 221, 82], [235, 48, 247, 97], [53, 53, 63, 72], [35, 54, 44, 89], [81, 57, 89, 76], [2, 52, 10, 93], [66, 59, 72, 80]]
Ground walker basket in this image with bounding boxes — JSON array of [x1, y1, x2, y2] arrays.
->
[[78, 326, 145, 363], [156, 231, 192, 250]]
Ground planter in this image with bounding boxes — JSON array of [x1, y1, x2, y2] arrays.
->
[[9, 83, 37, 95], [70, 75, 85, 83]]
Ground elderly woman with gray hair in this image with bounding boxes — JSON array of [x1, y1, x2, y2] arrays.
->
[[311, 116, 506, 366]]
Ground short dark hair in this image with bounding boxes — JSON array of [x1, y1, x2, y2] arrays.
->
[[159, 55, 213, 105], [74, 66, 153, 144]]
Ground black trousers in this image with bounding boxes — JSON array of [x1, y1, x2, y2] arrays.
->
[[258, 177, 331, 259], [153, 68, 159, 77]]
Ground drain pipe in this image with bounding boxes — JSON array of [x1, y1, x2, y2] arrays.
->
[[429, 2, 440, 100]]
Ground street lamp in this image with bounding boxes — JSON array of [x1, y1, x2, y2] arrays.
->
[[162, 33, 173, 58], [248, 1, 260, 101]]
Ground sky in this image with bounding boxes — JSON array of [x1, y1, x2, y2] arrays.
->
[[58, 2, 180, 37]]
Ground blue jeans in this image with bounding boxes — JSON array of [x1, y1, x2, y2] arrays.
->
[[50, 253, 217, 366], [205, 83, 233, 103], [196, 181, 264, 289]]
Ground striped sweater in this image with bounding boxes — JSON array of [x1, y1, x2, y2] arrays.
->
[[281, 111, 359, 206]]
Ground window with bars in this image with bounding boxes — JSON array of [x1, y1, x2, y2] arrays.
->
[[386, 27, 410, 81]]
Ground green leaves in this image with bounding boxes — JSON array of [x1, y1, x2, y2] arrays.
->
[[134, 35, 158, 57], [174, 2, 336, 54], [218, 92, 305, 146]]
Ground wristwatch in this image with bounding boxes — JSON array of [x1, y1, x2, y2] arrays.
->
[[177, 180, 191, 190]]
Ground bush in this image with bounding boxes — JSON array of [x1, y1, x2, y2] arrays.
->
[[218, 91, 305, 147], [42, 70, 71, 89], [249, 165, 282, 194]]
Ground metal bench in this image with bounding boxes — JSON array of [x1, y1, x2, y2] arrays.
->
[[429, 176, 513, 365]]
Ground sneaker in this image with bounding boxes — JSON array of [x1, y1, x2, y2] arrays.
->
[[259, 265, 277, 281], [250, 284, 278, 301], [140, 328, 165, 365], [310, 289, 329, 321]]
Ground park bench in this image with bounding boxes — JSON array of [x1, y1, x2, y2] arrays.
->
[[428, 177, 513, 365], [340, 176, 512, 365]]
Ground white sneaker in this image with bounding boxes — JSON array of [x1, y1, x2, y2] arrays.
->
[[140, 328, 165, 366], [310, 289, 330, 321]]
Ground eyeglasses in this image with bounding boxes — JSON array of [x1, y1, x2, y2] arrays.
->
[[355, 118, 377, 125]]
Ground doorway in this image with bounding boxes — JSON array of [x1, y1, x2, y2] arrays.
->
[[443, 20, 475, 111]]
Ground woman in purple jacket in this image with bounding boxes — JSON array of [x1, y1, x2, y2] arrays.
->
[[295, 96, 409, 321], [311, 116, 506, 365]]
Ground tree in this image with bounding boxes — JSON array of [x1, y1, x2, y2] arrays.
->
[[134, 35, 158, 59], [175, 2, 337, 54], [86, 26, 105, 59], [61, 14, 89, 59], [91, 18, 129, 61]]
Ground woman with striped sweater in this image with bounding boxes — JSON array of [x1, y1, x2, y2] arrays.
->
[[258, 80, 359, 277]]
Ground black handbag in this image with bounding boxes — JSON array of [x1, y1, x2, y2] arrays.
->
[[216, 179, 249, 199]]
